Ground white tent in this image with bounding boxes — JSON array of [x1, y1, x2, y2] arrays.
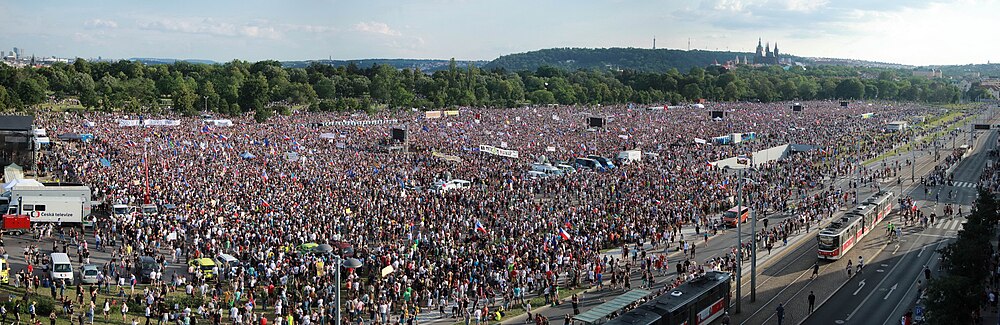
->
[[4, 164, 25, 184], [3, 178, 43, 190]]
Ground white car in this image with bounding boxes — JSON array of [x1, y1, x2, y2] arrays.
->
[[433, 179, 471, 193]]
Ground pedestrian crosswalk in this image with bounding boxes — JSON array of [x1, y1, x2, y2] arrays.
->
[[929, 219, 966, 231], [952, 181, 978, 188]]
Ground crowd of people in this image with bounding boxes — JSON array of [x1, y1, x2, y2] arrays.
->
[[26, 100, 962, 324]]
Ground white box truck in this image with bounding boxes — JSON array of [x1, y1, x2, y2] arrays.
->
[[3, 196, 88, 225], [617, 150, 642, 163], [7, 186, 94, 217]]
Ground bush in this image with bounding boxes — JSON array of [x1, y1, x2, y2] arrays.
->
[[165, 294, 205, 309]]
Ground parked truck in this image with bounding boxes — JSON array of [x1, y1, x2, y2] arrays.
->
[[2, 196, 89, 226]]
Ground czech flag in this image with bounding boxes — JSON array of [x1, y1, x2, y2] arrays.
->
[[475, 220, 488, 234], [559, 228, 571, 241]]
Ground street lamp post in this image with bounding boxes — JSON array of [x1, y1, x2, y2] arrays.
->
[[203, 96, 208, 113], [736, 168, 743, 314], [335, 255, 363, 325]]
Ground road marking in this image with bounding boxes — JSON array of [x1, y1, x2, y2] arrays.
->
[[882, 243, 943, 325], [917, 245, 925, 257], [845, 233, 921, 321], [883, 283, 898, 300], [853, 280, 866, 296], [892, 245, 900, 254]]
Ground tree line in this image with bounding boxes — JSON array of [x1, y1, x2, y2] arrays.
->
[[924, 188, 998, 324], [0, 58, 964, 122]]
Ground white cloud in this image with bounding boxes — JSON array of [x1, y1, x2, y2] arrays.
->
[[84, 19, 118, 29], [140, 18, 282, 39], [351, 21, 401, 36]]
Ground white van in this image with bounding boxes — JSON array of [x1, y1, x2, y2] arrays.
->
[[50, 253, 74, 283], [531, 163, 563, 176], [433, 179, 471, 193]]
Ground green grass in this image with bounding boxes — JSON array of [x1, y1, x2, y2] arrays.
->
[[862, 108, 976, 165]]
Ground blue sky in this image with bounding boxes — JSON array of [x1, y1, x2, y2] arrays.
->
[[1, 0, 997, 66]]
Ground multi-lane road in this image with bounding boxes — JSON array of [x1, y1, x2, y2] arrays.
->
[[805, 127, 997, 325]]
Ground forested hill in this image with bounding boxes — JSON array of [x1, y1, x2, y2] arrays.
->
[[484, 48, 801, 72], [282, 59, 488, 73]]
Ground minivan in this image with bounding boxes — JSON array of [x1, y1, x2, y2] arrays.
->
[[530, 164, 563, 176], [574, 158, 603, 171], [50, 253, 74, 283], [587, 155, 616, 170], [215, 253, 241, 274]]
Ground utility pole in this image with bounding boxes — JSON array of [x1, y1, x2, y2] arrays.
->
[[736, 168, 743, 314], [747, 156, 757, 303], [750, 201, 757, 302]]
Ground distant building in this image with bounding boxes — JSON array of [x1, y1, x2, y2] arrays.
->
[[981, 79, 1000, 100], [912, 69, 942, 78], [754, 38, 780, 65]]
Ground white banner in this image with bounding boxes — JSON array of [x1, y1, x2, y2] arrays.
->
[[694, 138, 708, 144], [204, 119, 233, 127], [122, 119, 181, 127], [479, 145, 519, 159], [118, 120, 142, 127]]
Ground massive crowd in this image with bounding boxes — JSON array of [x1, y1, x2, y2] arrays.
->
[[27, 100, 961, 324]]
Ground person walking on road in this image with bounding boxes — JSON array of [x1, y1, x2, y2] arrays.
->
[[721, 312, 731, 325], [811, 263, 819, 280], [847, 260, 853, 278], [808, 291, 816, 314], [776, 303, 785, 325]]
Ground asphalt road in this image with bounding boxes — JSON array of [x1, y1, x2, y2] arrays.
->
[[803, 128, 997, 325]]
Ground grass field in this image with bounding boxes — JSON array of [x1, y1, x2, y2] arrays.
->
[[862, 107, 976, 165]]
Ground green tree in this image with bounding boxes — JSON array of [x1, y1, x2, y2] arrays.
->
[[681, 83, 702, 101], [527, 89, 555, 104], [172, 83, 198, 116], [314, 77, 336, 99], [239, 75, 270, 113], [16, 78, 47, 106], [835, 78, 865, 99]]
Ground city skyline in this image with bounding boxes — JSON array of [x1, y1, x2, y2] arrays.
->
[[1, 0, 998, 66]]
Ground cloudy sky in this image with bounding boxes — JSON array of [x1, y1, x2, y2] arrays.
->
[[1, 0, 997, 66]]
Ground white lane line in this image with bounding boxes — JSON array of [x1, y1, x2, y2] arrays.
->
[[845, 234, 921, 321]]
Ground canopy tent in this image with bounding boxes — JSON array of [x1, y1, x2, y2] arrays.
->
[[4, 163, 25, 183], [3, 178, 44, 190]]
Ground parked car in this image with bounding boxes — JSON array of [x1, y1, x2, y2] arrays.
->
[[80, 264, 100, 284]]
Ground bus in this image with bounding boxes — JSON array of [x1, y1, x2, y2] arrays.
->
[[818, 191, 894, 259], [605, 271, 731, 325], [723, 206, 750, 227]]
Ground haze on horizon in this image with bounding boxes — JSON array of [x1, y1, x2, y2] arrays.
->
[[1, 0, 997, 67]]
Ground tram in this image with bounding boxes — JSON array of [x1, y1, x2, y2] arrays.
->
[[605, 271, 731, 325], [817, 191, 894, 259]]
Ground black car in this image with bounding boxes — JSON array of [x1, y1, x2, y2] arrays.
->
[[136, 256, 157, 283]]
